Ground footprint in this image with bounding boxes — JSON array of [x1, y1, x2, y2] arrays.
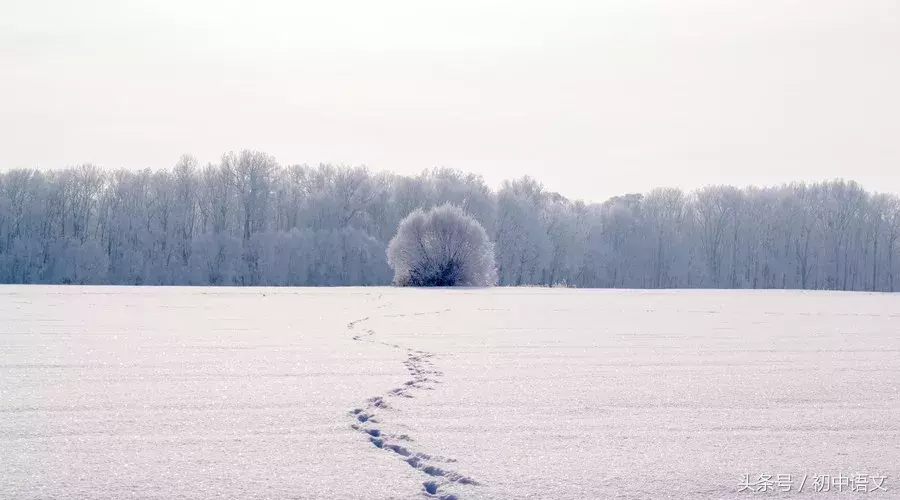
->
[[384, 444, 411, 457], [367, 396, 390, 409], [346, 309, 478, 498], [422, 481, 459, 500]]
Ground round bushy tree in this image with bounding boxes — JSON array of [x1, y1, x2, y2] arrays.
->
[[387, 204, 497, 287]]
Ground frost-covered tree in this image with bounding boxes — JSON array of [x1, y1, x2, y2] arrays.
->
[[387, 204, 497, 287], [3, 150, 900, 291], [494, 177, 550, 285]]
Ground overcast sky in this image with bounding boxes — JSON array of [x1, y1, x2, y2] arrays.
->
[[1, 0, 898, 202]]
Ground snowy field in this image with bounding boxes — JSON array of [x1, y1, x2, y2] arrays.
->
[[2, 286, 899, 499]]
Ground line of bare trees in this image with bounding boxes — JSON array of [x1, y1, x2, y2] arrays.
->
[[1, 151, 898, 290]]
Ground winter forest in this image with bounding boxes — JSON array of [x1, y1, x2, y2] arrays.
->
[[1, 150, 899, 291]]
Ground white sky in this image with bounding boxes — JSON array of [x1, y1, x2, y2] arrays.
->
[[1, 0, 898, 202]]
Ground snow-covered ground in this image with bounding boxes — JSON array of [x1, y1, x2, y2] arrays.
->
[[2, 287, 899, 499]]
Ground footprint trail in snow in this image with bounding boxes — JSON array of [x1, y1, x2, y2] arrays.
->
[[347, 307, 478, 500]]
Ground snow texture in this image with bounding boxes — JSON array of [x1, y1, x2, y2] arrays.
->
[[2, 286, 899, 499]]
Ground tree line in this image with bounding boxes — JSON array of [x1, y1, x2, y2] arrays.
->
[[1, 150, 899, 291]]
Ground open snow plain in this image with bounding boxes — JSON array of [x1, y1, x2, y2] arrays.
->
[[2, 287, 899, 499]]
